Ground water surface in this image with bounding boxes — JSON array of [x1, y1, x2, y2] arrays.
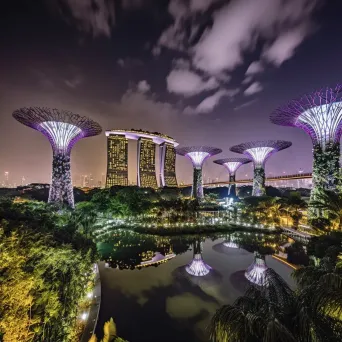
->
[[95, 231, 294, 342]]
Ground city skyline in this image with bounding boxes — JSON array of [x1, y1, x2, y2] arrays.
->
[[1, 1, 342, 185]]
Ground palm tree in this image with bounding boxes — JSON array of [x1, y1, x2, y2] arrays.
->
[[292, 247, 342, 322], [209, 268, 342, 342], [310, 189, 342, 230]]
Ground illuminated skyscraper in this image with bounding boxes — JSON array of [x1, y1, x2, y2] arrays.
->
[[160, 142, 177, 187], [106, 134, 129, 187], [105, 129, 178, 188], [138, 137, 158, 188], [4, 172, 9, 187], [13, 107, 101, 208]]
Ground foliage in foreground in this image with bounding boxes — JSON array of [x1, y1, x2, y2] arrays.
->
[[88, 318, 127, 342], [209, 267, 342, 342], [0, 199, 97, 342], [209, 242, 342, 342]]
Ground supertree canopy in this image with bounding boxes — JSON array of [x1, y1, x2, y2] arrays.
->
[[230, 140, 292, 196], [13, 107, 102, 208], [270, 84, 342, 194], [245, 252, 269, 286], [214, 157, 251, 197], [185, 240, 211, 277], [176, 146, 222, 199]]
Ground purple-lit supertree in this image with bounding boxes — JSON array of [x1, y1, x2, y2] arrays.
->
[[186, 239, 212, 277], [13, 107, 102, 208], [176, 146, 222, 199], [213, 157, 251, 197], [270, 84, 342, 196], [245, 251, 269, 286], [230, 141, 292, 196]]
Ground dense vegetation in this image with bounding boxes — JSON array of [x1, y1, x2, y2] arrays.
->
[[0, 200, 96, 342]]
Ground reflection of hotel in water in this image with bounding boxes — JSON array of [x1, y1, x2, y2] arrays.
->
[[105, 129, 178, 188]]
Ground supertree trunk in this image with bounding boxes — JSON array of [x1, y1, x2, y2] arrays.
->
[[312, 142, 340, 197], [252, 166, 266, 196], [192, 167, 203, 199], [228, 173, 236, 197], [49, 152, 74, 208]]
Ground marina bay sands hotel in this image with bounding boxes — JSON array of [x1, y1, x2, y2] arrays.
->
[[105, 129, 178, 188]]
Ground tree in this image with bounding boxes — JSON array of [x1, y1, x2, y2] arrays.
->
[[209, 268, 342, 342], [282, 192, 307, 229], [310, 189, 342, 229], [89, 318, 127, 342]]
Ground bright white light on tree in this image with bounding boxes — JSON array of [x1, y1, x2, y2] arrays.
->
[[185, 254, 211, 276], [245, 147, 274, 166], [186, 152, 210, 168], [40, 121, 82, 152], [298, 102, 342, 149], [224, 162, 241, 174], [81, 312, 88, 321]]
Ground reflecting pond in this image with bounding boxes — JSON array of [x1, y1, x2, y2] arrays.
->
[[95, 230, 295, 342]]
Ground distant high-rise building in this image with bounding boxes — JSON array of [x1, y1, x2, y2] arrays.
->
[[106, 134, 129, 187], [101, 173, 106, 188], [83, 175, 89, 187], [138, 137, 158, 188], [89, 174, 94, 187], [4, 172, 9, 187], [21, 176, 26, 186], [159, 142, 177, 187], [105, 129, 178, 188]]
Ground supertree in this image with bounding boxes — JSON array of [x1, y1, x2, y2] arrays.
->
[[13, 107, 102, 208], [223, 233, 239, 249], [185, 240, 211, 277], [230, 140, 292, 196], [270, 84, 342, 196], [213, 157, 251, 197], [245, 251, 269, 286], [176, 146, 222, 199]]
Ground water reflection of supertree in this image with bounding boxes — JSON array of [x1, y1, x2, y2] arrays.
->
[[230, 141, 291, 197], [245, 252, 269, 286], [176, 146, 222, 199], [223, 233, 239, 249], [186, 240, 212, 276]]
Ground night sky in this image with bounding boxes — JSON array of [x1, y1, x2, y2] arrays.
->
[[1, 0, 342, 186]]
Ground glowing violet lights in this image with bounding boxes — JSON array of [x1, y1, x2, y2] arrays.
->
[[271, 85, 342, 194], [13, 107, 102, 208], [176, 146, 222, 199], [230, 141, 292, 196], [245, 252, 269, 286], [214, 157, 251, 197], [40, 121, 82, 153]]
